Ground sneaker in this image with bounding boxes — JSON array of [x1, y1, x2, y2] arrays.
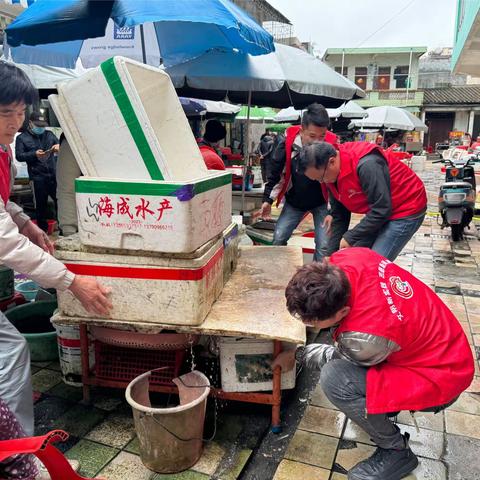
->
[[37, 459, 80, 480], [348, 433, 418, 480]]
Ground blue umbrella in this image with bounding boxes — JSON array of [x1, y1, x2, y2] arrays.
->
[[5, 0, 275, 67], [179, 97, 207, 117]]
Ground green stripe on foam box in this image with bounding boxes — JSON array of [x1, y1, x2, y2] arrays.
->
[[75, 174, 232, 197], [100, 58, 164, 181]]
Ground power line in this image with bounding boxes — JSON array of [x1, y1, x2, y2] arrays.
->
[[355, 0, 417, 48]]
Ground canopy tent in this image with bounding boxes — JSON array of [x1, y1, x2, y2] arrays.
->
[[236, 106, 277, 121]]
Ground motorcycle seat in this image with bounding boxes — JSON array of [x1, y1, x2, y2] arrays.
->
[[440, 181, 473, 189]]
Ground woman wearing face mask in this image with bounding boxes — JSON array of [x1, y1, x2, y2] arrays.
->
[[15, 112, 59, 233]]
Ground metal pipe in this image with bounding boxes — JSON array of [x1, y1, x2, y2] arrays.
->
[[405, 48, 413, 105], [241, 90, 252, 217]]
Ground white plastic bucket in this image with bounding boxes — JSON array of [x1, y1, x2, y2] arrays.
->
[[52, 322, 94, 386]]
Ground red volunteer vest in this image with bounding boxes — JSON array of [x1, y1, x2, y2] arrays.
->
[[199, 145, 226, 171], [326, 142, 427, 219], [0, 147, 12, 204], [276, 125, 337, 206], [331, 248, 474, 414]]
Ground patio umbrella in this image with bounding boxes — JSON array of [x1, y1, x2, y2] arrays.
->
[[349, 106, 428, 132], [166, 43, 364, 109], [167, 42, 364, 213], [5, 0, 275, 67], [274, 101, 367, 124], [179, 97, 207, 117], [327, 101, 368, 119], [272, 106, 302, 123], [180, 98, 240, 119]]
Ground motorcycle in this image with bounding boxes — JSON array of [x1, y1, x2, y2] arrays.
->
[[435, 153, 478, 241]]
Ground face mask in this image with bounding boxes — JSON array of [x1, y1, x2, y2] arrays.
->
[[31, 126, 45, 135]]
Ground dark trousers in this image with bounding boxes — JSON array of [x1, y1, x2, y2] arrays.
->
[[32, 176, 57, 232], [320, 359, 456, 449]]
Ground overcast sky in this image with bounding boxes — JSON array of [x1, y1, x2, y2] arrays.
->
[[268, 0, 457, 55]]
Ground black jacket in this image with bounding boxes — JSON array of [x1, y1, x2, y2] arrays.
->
[[263, 136, 326, 211], [325, 153, 393, 255], [15, 129, 58, 179]]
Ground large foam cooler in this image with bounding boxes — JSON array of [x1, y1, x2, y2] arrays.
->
[[75, 171, 232, 253], [49, 56, 207, 181], [219, 338, 296, 392], [55, 236, 224, 326]]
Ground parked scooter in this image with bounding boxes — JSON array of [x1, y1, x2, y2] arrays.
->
[[435, 153, 478, 241]]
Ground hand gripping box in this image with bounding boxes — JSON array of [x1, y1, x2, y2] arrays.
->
[[49, 56, 207, 181], [55, 235, 224, 326], [75, 171, 232, 253]]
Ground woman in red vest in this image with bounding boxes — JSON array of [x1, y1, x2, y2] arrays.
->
[[299, 141, 427, 260], [197, 120, 227, 171], [275, 248, 474, 480], [259, 104, 337, 261]]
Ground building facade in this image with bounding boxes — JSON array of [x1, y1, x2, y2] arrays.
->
[[0, 0, 26, 46], [323, 47, 427, 111], [452, 0, 480, 76]]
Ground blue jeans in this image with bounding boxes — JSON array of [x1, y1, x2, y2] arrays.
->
[[273, 202, 328, 261], [371, 214, 425, 261]]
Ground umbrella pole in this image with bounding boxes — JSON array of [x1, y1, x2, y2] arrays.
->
[[140, 24, 147, 64], [241, 91, 252, 219]]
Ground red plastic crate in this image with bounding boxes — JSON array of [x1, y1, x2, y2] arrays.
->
[[94, 341, 185, 386]]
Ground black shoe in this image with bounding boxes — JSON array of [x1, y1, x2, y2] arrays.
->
[[347, 433, 419, 480]]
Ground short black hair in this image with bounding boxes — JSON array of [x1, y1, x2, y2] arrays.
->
[[285, 261, 350, 322], [0, 61, 37, 106], [298, 141, 337, 174], [301, 103, 330, 129], [204, 120, 226, 143]]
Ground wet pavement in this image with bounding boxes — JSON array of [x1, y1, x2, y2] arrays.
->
[[30, 160, 480, 479]]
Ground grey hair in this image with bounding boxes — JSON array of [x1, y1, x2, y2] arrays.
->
[[298, 142, 337, 174]]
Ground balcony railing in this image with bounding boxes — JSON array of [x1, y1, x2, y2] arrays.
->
[[378, 91, 417, 100], [356, 90, 424, 107]]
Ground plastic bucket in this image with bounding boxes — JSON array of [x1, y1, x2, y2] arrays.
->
[[5, 300, 58, 362], [0, 265, 14, 302], [51, 322, 94, 386], [126, 370, 210, 473], [15, 281, 40, 302]]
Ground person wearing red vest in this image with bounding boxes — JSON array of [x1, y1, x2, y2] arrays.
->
[[299, 141, 427, 260], [275, 248, 474, 480], [0, 62, 112, 479], [197, 120, 226, 171], [259, 104, 337, 261], [470, 135, 480, 151]]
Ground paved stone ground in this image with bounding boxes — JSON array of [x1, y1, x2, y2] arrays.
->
[[30, 161, 480, 479]]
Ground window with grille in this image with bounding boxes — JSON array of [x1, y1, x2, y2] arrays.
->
[[354, 67, 368, 88], [374, 66, 391, 90], [394, 66, 409, 88]]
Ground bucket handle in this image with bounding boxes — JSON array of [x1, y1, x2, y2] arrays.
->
[[139, 408, 217, 443]]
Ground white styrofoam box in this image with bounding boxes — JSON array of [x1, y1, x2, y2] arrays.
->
[[75, 171, 232, 253], [219, 338, 296, 392], [49, 56, 207, 181], [55, 236, 224, 325], [287, 232, 315, 264], [411, 155, 426, 173], [222, 223, 240, 284]]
